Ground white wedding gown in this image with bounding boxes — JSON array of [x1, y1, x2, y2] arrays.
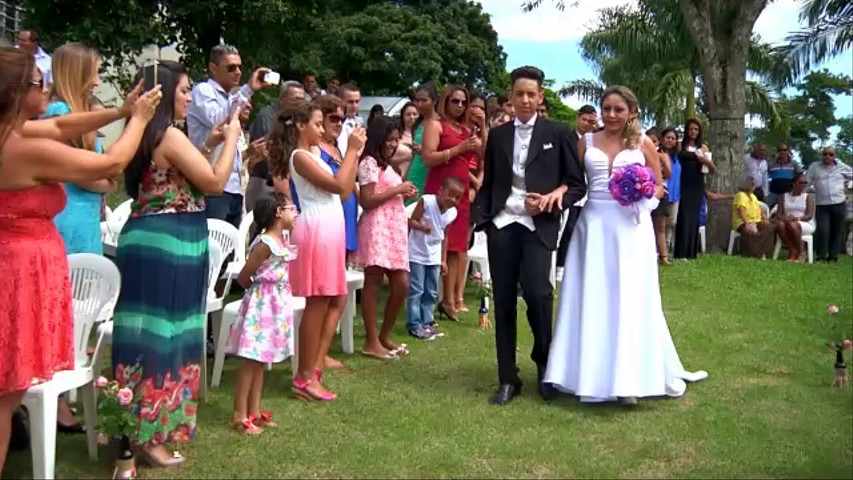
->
[[544, 133, 708, 402]]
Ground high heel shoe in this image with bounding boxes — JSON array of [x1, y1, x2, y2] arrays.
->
[[133, 445, 185, 468], [292, 377, 337, 402], [436, 303, 459, 322]]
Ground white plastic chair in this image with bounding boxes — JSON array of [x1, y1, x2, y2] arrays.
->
[[22, 254, 119, 480], [102, 199, 132, 257], [339, 270, 365, 354], [699, 226, 706, 253], [201, 241, 224, 401], [207, 218, 241, 297], [222, 210, 254, 283], [212, 296, 306, 387], [773, 234, 814, 263], [467, 231, 490, 283], [727, 230, 741, 255]]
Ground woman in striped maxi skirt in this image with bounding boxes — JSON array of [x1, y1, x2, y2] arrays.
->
[[111, 60, 243, 466]]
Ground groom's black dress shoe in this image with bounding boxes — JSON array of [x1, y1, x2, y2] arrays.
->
[[537, 366, 557, 401], [489, 384, 521, 406]]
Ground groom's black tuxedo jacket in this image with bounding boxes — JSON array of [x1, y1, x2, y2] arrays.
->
[[477, 117, 587, 249]]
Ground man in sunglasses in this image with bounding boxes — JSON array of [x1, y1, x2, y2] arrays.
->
[[806, 147, 853, 262], [187, 44, 274, 228], [767, 142, 800, 209]]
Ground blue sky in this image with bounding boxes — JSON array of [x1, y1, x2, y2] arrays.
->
[[477, 0, 852, 121]]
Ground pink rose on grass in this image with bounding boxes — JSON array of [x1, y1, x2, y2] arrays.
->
[[473, 272, 482, 281], [95, 376, 108, 388], [843, 339, 852, 350], [117, 387, 134, 406], [827, 305, 839, 314]]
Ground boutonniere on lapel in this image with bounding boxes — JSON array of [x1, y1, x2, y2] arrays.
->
[[543, 143, 554, 150]]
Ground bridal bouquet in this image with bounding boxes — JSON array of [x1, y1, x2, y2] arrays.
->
[[609, 163, 657, 223]]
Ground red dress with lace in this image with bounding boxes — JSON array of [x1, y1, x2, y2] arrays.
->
[[0, 183, 74, 395]]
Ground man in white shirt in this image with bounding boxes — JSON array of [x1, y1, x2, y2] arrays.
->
[[337, 83, 364, 155], [742, 143, 768, 202], [806, 146, 853, 262], [478, 66, 586, 406], [186, 44, 272, 227], [17, 29, 52, 86]]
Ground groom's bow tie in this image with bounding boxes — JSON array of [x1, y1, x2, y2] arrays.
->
[[516, 123, 533, 131]]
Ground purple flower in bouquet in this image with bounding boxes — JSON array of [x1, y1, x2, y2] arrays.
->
[[609, 163, 656, 207]]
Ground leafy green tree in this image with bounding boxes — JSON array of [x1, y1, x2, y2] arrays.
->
[[781, 0, 853, 79], [21, 0, 506, 96], [836, 116, 853, 166], [751, 70, 852, 167]]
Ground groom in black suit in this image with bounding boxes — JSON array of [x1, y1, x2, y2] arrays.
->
[[477, 66, 587, 406]]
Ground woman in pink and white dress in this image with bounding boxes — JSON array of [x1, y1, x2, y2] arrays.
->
[[267, 100, 366, 402], [545, 86, 707, 406]]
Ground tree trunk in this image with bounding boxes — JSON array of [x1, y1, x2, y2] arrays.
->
[[679, 0, 767, 252], [686, 74, 696, 121]]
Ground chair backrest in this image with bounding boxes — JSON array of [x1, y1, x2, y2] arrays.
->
[[109, 199, 133, 225], [759, 201, 770, 219], [208, 241, 223, 296], [68, 254, 121, 368], [235, 210, 255, 264], [104, 204, 113, 219], [473, 231, 487, 248], [207, 219, 240, 261]]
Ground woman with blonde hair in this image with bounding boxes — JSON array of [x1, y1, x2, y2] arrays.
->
[[545, 85, 707, 407], [45, 43, 117, 255]]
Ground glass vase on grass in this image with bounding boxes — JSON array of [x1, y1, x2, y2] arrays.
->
[[95, 376, 138, 479]]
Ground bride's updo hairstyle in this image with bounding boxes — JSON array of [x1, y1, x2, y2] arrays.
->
[[601, 85, 641, 149]]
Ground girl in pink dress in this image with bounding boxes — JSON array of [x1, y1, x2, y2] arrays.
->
[[352, 117, 419, 360], [267, 100, 366, 402], [226, 195, 297, 435]]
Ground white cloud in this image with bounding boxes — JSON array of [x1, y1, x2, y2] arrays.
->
[[477, 0, 634, 42], [753, 0, 803, 44]]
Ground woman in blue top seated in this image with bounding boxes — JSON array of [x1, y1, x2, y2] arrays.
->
[[289, 94, 357, 369], [44, 43, 116, 255]]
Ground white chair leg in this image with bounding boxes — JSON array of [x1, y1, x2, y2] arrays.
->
[[727, 232, 737, 255], [699, 227, 707, 253], [81, 383, 98, 460], [26, 393, 58, 480], [201, 321, 208, 402], [773, 237, 782, 260], [211, 310, 231, 389], [807, 238, 814, 264], [340, 290, 356, 354]]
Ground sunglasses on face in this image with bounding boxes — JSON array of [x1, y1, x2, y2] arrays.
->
[[449, 98, 467, 107], [225, 64, 242, 73], [31, 77, 44, 90], [823, 152, 835, 157], [326, 114, 343, 124], [778, 148, 788, 152]]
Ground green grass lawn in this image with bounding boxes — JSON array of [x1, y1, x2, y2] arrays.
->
[[5, 255, 853, 479]]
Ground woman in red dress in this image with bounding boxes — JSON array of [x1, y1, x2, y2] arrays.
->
[[422, 85, 482, 321], [0, 46, 159, 471]]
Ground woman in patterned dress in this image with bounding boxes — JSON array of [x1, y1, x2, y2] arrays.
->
[[112, 61, 244, 467], [352, 116, 419, 359]]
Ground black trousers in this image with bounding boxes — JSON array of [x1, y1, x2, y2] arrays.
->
[[487, 223, 554, 386], [556, 205, 581, 268], [815, 203, 847, 261]]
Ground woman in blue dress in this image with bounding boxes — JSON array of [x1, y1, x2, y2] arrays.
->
[[44, 43, 116, 255], [288, 94, 357, 369]]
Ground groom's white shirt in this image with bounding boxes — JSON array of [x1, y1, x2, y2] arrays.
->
[[493, 115, 537, 232]]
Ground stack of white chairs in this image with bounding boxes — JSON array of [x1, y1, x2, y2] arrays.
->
[[23, 254, 119, 480]]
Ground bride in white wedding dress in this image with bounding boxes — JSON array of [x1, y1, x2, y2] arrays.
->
[[544, 86, 708, 405]]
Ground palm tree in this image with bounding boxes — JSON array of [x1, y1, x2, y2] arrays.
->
[[558, 0, 781, 129], [783, 0, 853, 79]]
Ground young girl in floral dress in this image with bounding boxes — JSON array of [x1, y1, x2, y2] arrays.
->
[[226, 194, 297, 435], [352, 116, 419, 360]]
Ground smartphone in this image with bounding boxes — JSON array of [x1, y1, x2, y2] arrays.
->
[[261, 70, 280, 86], [142, 60, 158, 91]]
